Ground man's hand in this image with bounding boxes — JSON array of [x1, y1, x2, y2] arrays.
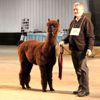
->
[[59, 41, 64, 46], [86, 49, 92, 56]]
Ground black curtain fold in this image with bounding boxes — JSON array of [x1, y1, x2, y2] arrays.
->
[[89, 0, 100, 46]]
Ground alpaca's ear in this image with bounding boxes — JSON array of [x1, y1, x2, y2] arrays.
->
[[48, 18, 50, 21], [57, 19, 59, 23]]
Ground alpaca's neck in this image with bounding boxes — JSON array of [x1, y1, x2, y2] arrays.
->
[[45, 32, 57, 46], [43, 42, 55, 58], [42, 32, 57, 54]]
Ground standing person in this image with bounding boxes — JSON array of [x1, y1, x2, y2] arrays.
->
[[59, 2, 94, 97]]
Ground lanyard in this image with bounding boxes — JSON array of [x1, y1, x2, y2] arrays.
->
[[72, 16, 85, 28]]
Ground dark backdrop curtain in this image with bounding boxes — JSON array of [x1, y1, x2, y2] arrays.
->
[[89, 0, 100, 46]]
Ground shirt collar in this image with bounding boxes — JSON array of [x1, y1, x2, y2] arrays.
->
[[74, 14, 84, 21]]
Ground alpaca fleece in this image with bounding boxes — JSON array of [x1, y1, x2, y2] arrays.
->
[[17, 19, 60, 92]]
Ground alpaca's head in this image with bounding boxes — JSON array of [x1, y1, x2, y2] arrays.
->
[[47, 19, 60, 36]]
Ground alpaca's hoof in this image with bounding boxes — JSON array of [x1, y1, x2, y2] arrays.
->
[[22, 86, 26, 89], [42, 90, 47, 92], [26, 85, 31, 89], [26, 86, 31, 89], [50, 88, 55, 91]]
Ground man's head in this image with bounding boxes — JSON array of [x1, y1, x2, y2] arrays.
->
[[73, 2, 84, 17]]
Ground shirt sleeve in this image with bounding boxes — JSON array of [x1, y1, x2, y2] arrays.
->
[[85, 17, 95, 50]]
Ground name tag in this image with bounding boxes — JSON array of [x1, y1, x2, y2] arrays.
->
[[70, 28, 80, 36]]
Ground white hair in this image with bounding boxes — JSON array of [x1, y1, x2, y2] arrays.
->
[[73, 2, 84, 11]]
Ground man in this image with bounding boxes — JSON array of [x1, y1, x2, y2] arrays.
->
[[59, 2, 94, 97]]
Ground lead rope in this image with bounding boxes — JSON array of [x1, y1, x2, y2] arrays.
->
[[58, 45, 64, 79], [56, 40, 70, 80]]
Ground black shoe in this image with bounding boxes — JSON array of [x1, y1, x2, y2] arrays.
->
[[73, 91, 78, 94], [73, 88, 82, 94], [77, 91, 89, 97]]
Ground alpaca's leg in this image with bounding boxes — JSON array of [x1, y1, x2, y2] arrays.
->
[[47, 66, 54, 91], [19, 61, 32, 89], [25, 62, 33, 89], [19, 63, 26, 89], [19, 73, 25, 89], [25, 74, 31, 89], [18, 53, 27, 89], [40, 66, 47, 92]]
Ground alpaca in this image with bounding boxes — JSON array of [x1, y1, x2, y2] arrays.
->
[[17, 19, 60, 92]]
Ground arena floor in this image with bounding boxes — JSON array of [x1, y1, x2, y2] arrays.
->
[[0, 45, 100, 100]]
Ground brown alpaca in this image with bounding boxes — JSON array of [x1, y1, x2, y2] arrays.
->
[[17, 19, 60, 92]]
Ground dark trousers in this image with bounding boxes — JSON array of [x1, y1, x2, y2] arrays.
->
[[71, 51, 89, 92]]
